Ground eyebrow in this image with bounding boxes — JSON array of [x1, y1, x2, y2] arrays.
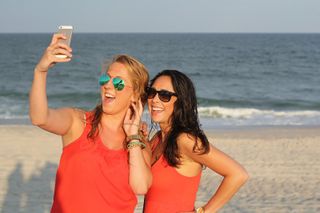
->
[[106, 73, 126, 79], [151, 87, 175, 93]]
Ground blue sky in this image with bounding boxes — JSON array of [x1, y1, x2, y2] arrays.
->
[[0, 0, 319, 33]]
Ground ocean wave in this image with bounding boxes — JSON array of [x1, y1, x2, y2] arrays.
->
[[198, 106, 320, 126], [197, 97, 320, 111], [198, 106, 320, 119]]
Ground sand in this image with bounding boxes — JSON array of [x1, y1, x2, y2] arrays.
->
[[0, 125, 319, 213]]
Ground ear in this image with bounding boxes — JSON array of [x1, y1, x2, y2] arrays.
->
[[130, 95, 137, 103]]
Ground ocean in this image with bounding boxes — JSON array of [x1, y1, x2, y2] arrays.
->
[[0, 33, 319, 127]]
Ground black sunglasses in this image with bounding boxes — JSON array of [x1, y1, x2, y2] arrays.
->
[[147, 87, 177, 102]]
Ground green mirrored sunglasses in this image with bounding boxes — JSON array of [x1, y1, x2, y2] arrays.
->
[[99, 73, 125, 91]]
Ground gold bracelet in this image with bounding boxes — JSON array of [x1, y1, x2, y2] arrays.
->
[[195, 206, 205, 213], [126, 134, 142, 142], [127, 140, 146, 149]]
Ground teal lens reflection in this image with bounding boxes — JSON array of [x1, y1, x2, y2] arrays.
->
[[99, 74, 125, 91], [113, 77, 125, 91], [99, 74, 110, 86]]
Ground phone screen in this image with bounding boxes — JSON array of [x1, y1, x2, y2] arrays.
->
[[57, 26, 73, 46], [56, 26, 73, 58]]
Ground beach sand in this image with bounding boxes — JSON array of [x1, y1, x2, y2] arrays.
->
[[0, 125, 319, 213]]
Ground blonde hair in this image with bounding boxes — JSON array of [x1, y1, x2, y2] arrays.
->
[[110, 54, 149, 104], [88, 54, 149, 140]]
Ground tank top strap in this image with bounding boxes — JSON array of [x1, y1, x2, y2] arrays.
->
[[78, 111, 96, 149], [83, 111, 94, 131], [72, 109, 92, 133]]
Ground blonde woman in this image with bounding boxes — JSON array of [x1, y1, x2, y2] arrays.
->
[[29, 34, 152, 212]]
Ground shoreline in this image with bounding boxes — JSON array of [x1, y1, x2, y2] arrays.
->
[[1, 122, 320, 130]]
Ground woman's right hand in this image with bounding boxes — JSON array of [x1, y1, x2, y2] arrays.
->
[[35, 34, 73, 72]]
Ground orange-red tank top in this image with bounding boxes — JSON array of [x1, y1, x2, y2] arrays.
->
[[51, 112, 136, 213], [144, 135, 202, 213]]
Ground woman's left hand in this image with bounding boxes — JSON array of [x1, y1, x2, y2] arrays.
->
[[123, 99, 143, 136]]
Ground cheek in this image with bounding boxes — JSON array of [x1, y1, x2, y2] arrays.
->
[[147, 100, 152, 112], [161, 102, 174, 119], [100, 87, 105, 99], [166, 105, 175, 118], [119, 89, 136, 105], [118, 93, 131, 104]]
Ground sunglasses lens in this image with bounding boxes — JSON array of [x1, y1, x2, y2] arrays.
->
[[158, 91, 171, 102], [113, 77, 125, 91], [147, 88, 175, 102], [99, 74, 110, 86], [147, 88, 157, 99]]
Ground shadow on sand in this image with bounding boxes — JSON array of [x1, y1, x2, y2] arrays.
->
[[1, 161, 57, 213]]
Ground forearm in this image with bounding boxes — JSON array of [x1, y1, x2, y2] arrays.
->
[[29, 68, 49, 125], [204, 173, 248, 212], [128, 147, 152, 195]]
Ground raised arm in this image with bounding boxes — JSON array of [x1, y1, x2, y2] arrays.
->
[[178, 134, 249, 212], [123, 100, 152, 195], [29, 34, 74, 136]]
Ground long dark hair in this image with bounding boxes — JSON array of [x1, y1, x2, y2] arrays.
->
[[150, 70, 210, 167]]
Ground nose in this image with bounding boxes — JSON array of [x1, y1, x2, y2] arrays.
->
[[103, 79, 113, 89], [151, 92, 161, 103]]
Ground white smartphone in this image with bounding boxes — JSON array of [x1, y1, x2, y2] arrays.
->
[[56, 25, 73, 59]]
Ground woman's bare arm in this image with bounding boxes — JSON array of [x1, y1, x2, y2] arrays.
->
[[29, 34, 75, 136], [178, 133, 249, 212]]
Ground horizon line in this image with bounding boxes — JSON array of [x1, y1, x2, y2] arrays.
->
[[1, 32, 320, 34]]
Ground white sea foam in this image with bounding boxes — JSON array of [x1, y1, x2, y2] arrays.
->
[[198, 106, 320, 126], [198, 106, 320, 118]]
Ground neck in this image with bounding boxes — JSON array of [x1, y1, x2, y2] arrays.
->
[[160, 123, 171, 134], [100, 112, 125, 133]]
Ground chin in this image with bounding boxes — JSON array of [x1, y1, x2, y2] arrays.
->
[[150, 114, 161, 122], [151, 117, 167, 125], [101, 102, 115, 113]]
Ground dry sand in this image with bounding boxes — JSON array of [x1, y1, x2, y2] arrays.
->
[[0, 125, 319, 213]]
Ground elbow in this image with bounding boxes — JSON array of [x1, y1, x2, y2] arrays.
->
[[130, 177, 152, 195], [29, 114, 46, 127], [130, 183, 150, 195], [236, 169, 249, 185], [29, 108, 49, 126], [30, 118, 42, 126]]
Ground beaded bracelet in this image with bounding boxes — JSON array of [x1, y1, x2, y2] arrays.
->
[[127, 140, 146, 150]]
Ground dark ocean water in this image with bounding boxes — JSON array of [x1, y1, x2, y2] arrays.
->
[[0, 33, 320, 126]]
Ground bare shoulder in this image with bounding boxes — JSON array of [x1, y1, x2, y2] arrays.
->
[[57, 107, 86, 125], [176, 133, 200, 153], [72, 108, 87, 123], [61, 108, 87, 146], [69, 108, 88, 132], [176, 132, 213, 163]]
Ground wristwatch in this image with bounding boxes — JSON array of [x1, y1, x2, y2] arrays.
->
[[196, 206, 205, 213]]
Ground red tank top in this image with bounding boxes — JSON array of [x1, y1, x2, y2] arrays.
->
[[51, 113, 136, 213], [144, 136, 202, 213]]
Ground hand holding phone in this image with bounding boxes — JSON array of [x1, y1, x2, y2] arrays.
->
[[56, 25, 73, 59]]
